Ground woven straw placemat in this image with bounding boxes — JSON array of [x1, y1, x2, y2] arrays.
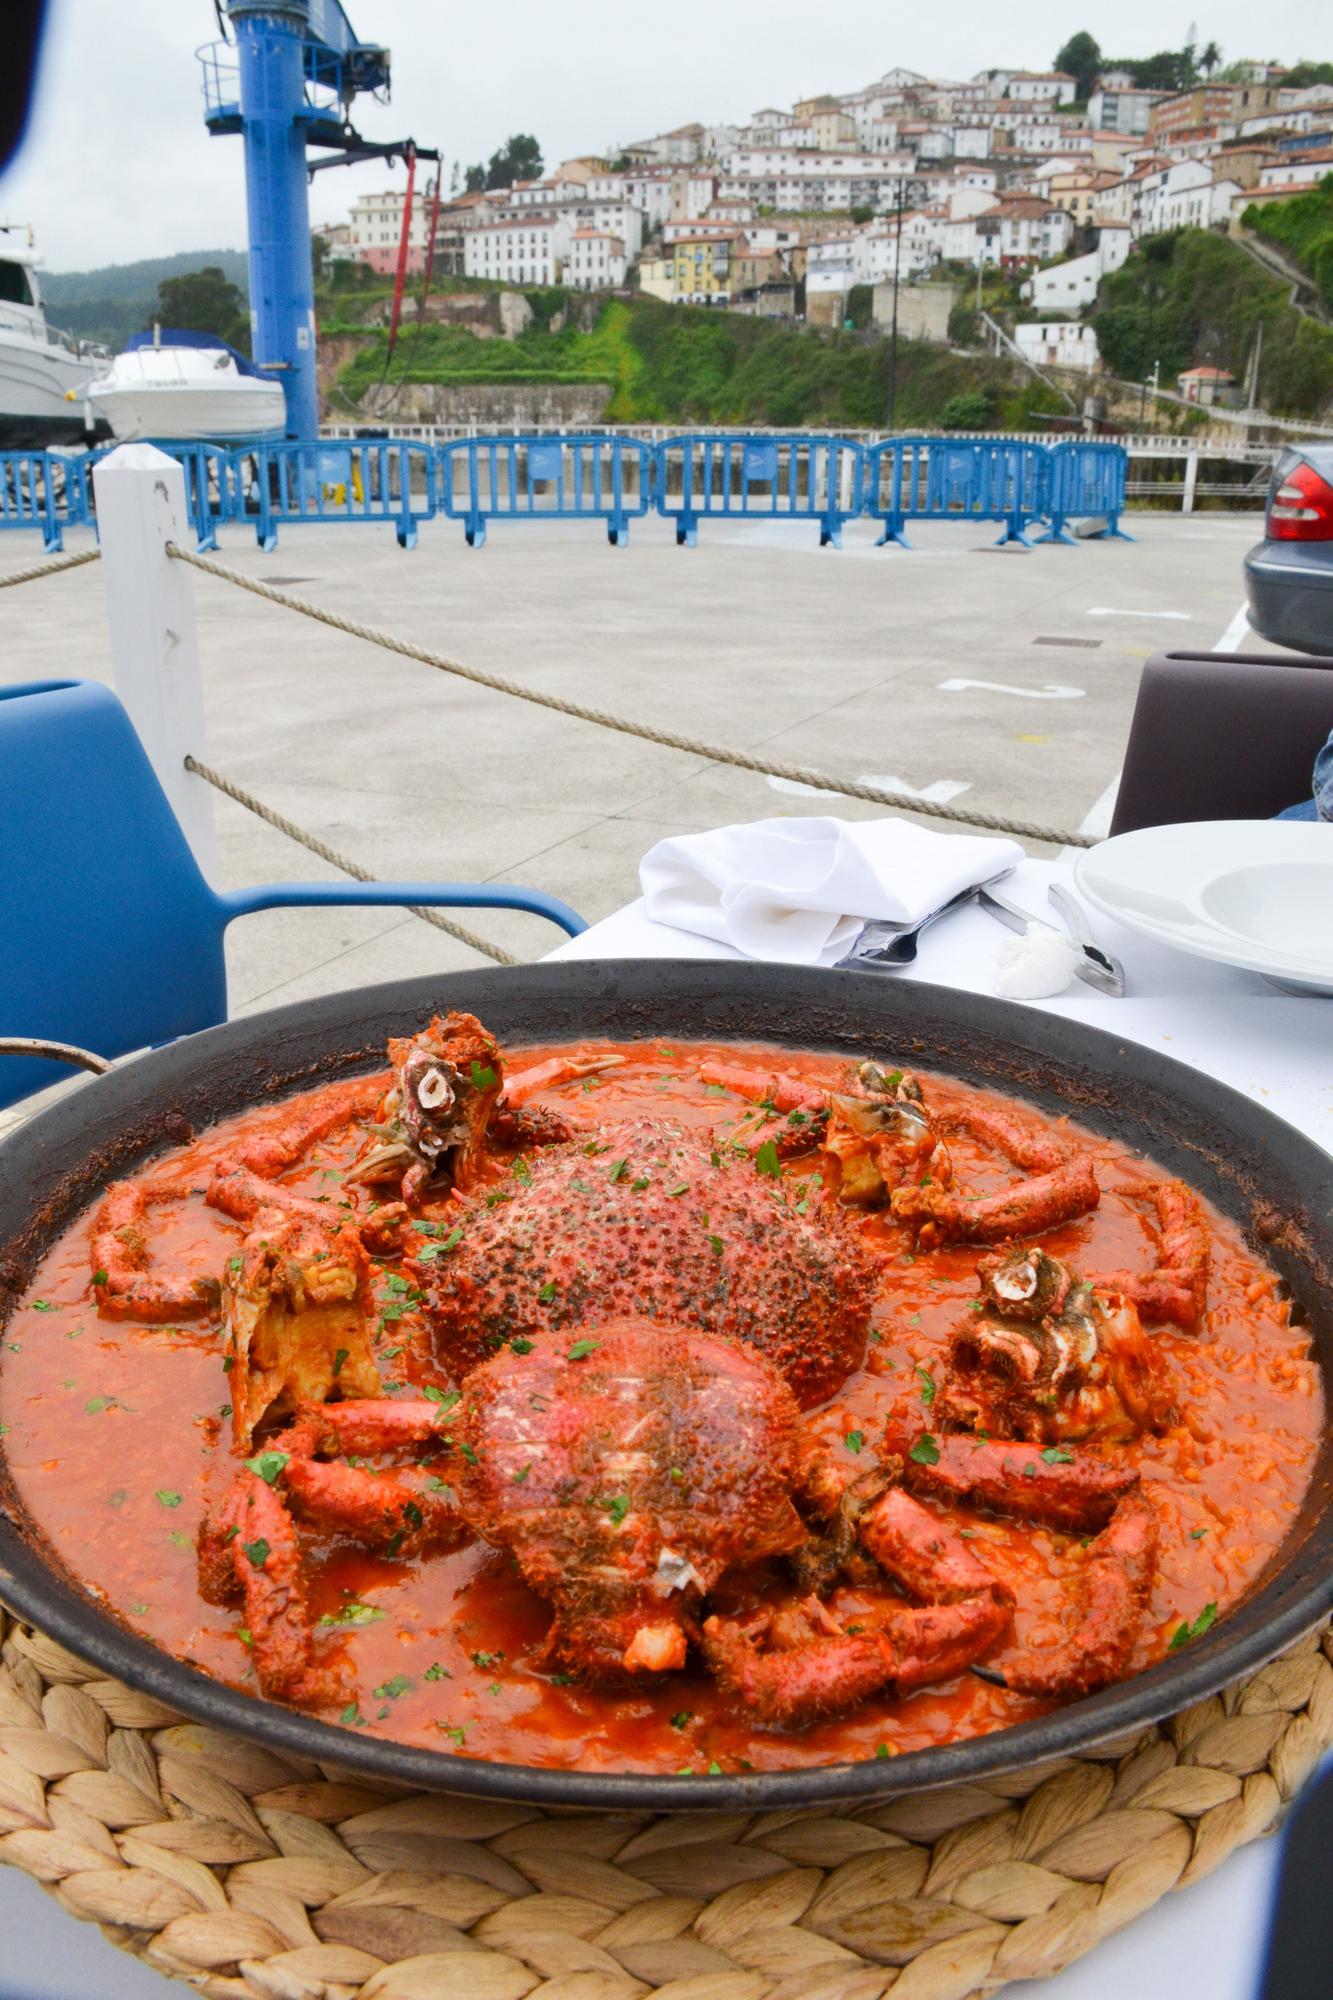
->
[[1, 1605, 1330, 2000]]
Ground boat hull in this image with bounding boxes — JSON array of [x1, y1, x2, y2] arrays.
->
[[0, 326, 105, 448], [88, 381, 286, 443]]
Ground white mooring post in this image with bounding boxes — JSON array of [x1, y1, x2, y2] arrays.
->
[[1182, 448, 1200, 515], [95, 443, 218, 880]]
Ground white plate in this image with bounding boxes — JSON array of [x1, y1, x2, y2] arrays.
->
[[1074, 819, 1333, 995]]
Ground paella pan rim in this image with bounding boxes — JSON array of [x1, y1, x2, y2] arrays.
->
[[0, 958, 1329, 1812]]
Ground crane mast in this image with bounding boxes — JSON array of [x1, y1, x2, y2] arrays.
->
[[200, 1, 436, 438]]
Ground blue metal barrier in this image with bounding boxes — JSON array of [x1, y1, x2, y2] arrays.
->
[[653, 433, 864, 547], [438, 435, 654, 547], [1037, 442, 1132, 544], [863, 437, 1049, 549], [86, 441, 243, 553], [242, 438, 438, 550], [0, 451, 91, 551]]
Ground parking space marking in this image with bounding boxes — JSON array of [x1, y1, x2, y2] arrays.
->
[[938, 678, 1085, 699], [1087, 607, 1191, 620], [1215, 603, 1251, 653], [767, 773, 972, 804]]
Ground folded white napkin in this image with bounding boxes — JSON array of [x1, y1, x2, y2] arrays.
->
[[639, 816, 1023, 966]]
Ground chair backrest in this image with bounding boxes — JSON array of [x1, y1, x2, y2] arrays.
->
[[1110, 650, 1333, 835], [0, 679, 227, 1108]]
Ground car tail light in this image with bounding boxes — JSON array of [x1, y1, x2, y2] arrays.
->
[[1268, 460, 1333, 541]]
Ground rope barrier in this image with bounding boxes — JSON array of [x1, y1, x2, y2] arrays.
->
[[0, 546, 100, 589], [183, 756, 518, 966], [167, 543, 1096, 850]]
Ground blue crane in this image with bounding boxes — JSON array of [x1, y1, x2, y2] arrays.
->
[[199, 2, 438, 439]]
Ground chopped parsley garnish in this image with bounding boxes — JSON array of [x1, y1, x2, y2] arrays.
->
[[670, 1711, 692, 1730], [1190, 1527, 1209, 1540], [705, 1083, 729, 1096], [226, 1256, 242, 1274], [84, 1396, 111, 1415], [909, 1433, 940, 1466], [386, 1530, 405, 1557], [318, 1602, 384, 1627], [241, 1539, 270, 1569], [550, 1672, 574, 1685], [168, 1530, 190, 1548], [667, 1182, 690, 1198], [607, 1158, 628, 1184], [438, 1724, 467, 1745], [707, 1233, 724, 1258], [584, 1139, 609, 1156], [222, 1355, 234, 1373], [91, 1269, 108, 1288], [1041, 1446, 1074, 1465], [423, 1662, 450, 1681], [512, 1157, 532, 1185], [469, 1061, 498, 1091], [915, 1366, 936, 1406], [707, 1761, 723, 1775], [30, 1300, 53, 1313], [413, 1220, 444, 1236], [631, 1176, 650, 1192], [422, 1386, 461, 1416], [332, 1348, 349, 1378], [472, 1649, 498, 1667], [245, 1450, 290, 1485], [537, 1280, 559, 1304], [155, 1489, 182, 1509], [512, 1465, 531, 1484], [1169, 1603, 1219, 1650], [418, 1225, 464, 1263], [567, 1338, 600, 1361], [510, 1337, 534, 1355], [600, 1492, 632, 1526], [373, 1675, 413, 1700], [875, 1742, 893, 1759], [844, 1430, 864, 1455], [458, 1442, 478, 1465], [340, 1704, 368, 1727], [754, 1139, 782, 1179], [669, 1466, 684, 1483], [402, 1500, 423, 1528]]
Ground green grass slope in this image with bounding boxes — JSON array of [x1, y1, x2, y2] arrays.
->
[[1091, 228, 1333, 417], [1243, 174, 1333, 310]]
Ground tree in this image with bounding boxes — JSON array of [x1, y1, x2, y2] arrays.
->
[[1055, 31, 1103, 102], [154, 267, 249, 351], [464, 163, 487, 193], [1126, 48, 1197, 91], [1199, 40, 1222, 76], [485, 133, 544, 190]]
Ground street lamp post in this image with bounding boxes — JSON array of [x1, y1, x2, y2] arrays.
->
[[886, 176, 907, 432]]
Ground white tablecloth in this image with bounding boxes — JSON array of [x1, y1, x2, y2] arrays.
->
[[5, 857, 1326, 2000]]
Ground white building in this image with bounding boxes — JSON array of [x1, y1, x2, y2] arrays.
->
[[973, 198, 1074, 267], [1087, 87, 1160, 135], [1015, 321, 1100, 370], [462, 212, 572, 285], [1138, 158, 1238, 233], [566, 231, 627, 290], [1023, 224, 1132, 311], [1008, 72, 1077, 106]]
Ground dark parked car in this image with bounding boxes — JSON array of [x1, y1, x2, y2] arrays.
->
[[1244, 444, 1333, 655]]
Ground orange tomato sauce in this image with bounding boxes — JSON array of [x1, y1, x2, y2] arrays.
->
[[0, 1039, 1321, 1775]]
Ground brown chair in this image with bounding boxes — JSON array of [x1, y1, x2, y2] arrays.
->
[[1109, 651, 1333, 835]]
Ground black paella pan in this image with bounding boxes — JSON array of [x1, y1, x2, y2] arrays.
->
[[0, 960, 1330, 1810]]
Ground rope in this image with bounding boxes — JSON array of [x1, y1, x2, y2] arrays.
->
[[167, 543, 1096, 849], [183, 756, 518, 966], [0, 546, 100, 589]]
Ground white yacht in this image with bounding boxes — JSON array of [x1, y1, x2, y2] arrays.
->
[[0, 227, 110, 446], [82, 328, 287, 442]]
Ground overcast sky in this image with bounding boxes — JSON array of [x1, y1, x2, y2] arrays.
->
[[1, 0, 1324, 272]]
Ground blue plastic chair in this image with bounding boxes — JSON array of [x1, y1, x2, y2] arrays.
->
[[0, 679, 586, 1108]]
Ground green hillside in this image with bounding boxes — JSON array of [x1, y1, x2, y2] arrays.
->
[[41, 250, 249, 349], [1244, 174, 1333, 310], [1091, 228, 1333, 417], [337, 296, 1054, 430]]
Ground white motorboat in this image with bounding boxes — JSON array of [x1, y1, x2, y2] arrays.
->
[[0, 227, 110, 447], [82, 328, 287, 442]]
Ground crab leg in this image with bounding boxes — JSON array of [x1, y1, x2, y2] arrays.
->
[[284, 1457, 462, 1557], [198, 1466, 331, 1703], [234, 1081, 384, 1179], [207, 1165, 407, 1257], [890, 1104, 1100, 1247], [1101, 1181, 1211, 1329], [90, 1183, 221, 1323], [697, 1059, 827, 1116], [501, 1051, 626, 1108], [889, 1428, 1139, 1530]]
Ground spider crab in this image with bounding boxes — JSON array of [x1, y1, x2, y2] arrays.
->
[[201, 1310, 1160, 1723]]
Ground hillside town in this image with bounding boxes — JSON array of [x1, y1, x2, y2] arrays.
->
[[319, 50, 1333, 397]]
